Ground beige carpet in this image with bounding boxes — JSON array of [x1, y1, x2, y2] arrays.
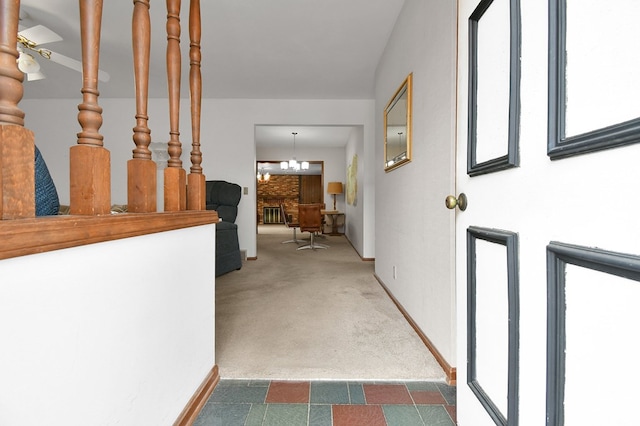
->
[[214, 225, 446, 382]]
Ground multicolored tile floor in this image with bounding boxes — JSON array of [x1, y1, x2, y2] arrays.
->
[[194, 380, 456, 425]]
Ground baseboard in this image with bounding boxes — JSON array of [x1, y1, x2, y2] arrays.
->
[[344, 234, 375, 262], [373, 274, 457, 386], [174, 365, 220, 426]]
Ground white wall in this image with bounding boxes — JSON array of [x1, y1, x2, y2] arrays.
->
[[22, 98, 376, 259], [374, 0, 457, 365], [0, 225, 216, 425], [345, 126, 370, 257]]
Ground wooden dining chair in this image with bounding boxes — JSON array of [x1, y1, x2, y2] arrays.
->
[[280, 203, 306, 244], [297, 204, 329, 250]]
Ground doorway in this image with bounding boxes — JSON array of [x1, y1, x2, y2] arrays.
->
[[256, 161, 324, 226]]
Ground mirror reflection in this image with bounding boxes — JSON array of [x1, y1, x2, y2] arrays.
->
[[384, 73, 412, 171]]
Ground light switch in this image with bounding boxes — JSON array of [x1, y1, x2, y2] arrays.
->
[[243, 186, 248, 195]]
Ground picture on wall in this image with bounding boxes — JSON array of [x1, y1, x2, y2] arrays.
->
[[347, 154, 357, 206]]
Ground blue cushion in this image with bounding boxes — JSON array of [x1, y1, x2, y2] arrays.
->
[[35, 146, 60, 216]]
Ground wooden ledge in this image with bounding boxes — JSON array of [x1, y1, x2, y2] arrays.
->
[[0, 210, 218, 261]]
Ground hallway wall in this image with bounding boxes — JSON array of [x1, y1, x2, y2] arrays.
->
[[374, 0, 458, 366]]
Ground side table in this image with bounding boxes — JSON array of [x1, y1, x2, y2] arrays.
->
[[321, 210, 345, 235]]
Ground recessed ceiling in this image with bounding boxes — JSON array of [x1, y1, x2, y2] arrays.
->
[[18, 0, 405, 100]]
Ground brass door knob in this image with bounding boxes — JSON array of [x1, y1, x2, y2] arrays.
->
[[445, 193, 467, 211]]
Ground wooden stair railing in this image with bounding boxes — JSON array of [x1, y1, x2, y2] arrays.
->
[[70, 0, 111, 215], [1, 0, 207, 219], [0, 0, 35, 220], [128, 0, 157, 213], [164, 0, 187, 211], [187, 0, 206, 210]]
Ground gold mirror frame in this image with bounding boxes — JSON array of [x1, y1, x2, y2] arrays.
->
[[384, 73, 412, 172]]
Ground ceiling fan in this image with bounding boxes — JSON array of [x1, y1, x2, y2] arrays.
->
[[17, 24, 110, 83]]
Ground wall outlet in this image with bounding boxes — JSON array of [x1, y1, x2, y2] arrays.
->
[[393, 265, 397, 279]]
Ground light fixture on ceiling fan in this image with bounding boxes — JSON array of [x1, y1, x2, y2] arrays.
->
[[16, 48, 43, 81], [280, 132, 309, 171], [16, 24, 110, 83]]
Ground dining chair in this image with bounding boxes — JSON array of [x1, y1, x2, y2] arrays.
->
[[297, 204, 329, 250], [280, 203, 305, 244]]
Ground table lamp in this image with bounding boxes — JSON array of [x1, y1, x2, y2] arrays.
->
[[327, 182, 343, 211]]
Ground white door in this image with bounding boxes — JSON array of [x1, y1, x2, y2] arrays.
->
[[455, 1, 640, 425]]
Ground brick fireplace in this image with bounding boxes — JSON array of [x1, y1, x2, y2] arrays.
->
[[257, 175, 300, 225]]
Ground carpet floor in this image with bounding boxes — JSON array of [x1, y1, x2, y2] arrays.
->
[[214, 225, 446, 382]]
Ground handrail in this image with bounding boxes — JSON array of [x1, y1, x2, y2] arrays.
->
[[0, 210, 218, 261]]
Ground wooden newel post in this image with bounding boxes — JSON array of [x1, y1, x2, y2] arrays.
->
[[164, 0, 186, 211], [70, 0, 111, 215], [187, 0, 205, 210], [128, 0, 157, 213], [0, 0, 35, 219]]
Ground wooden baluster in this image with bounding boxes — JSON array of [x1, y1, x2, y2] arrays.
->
[[0, 0, 35, 219], [128, 0, 157, 212], [186, 0, 205, 210], [70, 0, 111, 215], [164, 0, 186, 211]]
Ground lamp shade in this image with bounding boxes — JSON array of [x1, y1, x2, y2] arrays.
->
[[327, 182, 343, 195]]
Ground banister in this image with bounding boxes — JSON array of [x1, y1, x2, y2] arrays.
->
[[128, 0, 157, 213], [164, 0, 187, 212], [70, 0, 111, 215], [187, 0, 206, 210], [0, 0, 35, 220], [0, 210, 218, 261]]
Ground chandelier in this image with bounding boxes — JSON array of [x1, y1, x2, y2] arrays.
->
[[280, 132, 309, 171], [257, 168, 270, 183]]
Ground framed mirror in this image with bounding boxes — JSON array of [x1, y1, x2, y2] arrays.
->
[[384, 73, 412, 172]]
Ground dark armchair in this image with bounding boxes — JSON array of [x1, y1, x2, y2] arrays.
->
[[206, 180, 242, 276]]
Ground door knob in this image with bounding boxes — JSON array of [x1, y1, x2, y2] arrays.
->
[[445, 193, 467, 211]]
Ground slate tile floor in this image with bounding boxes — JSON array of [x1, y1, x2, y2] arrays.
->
[[194, 380, 456, 426]]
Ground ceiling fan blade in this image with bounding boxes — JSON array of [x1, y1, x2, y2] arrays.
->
[[18, 24, 62, 46], [47, 50, 111, 83]]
